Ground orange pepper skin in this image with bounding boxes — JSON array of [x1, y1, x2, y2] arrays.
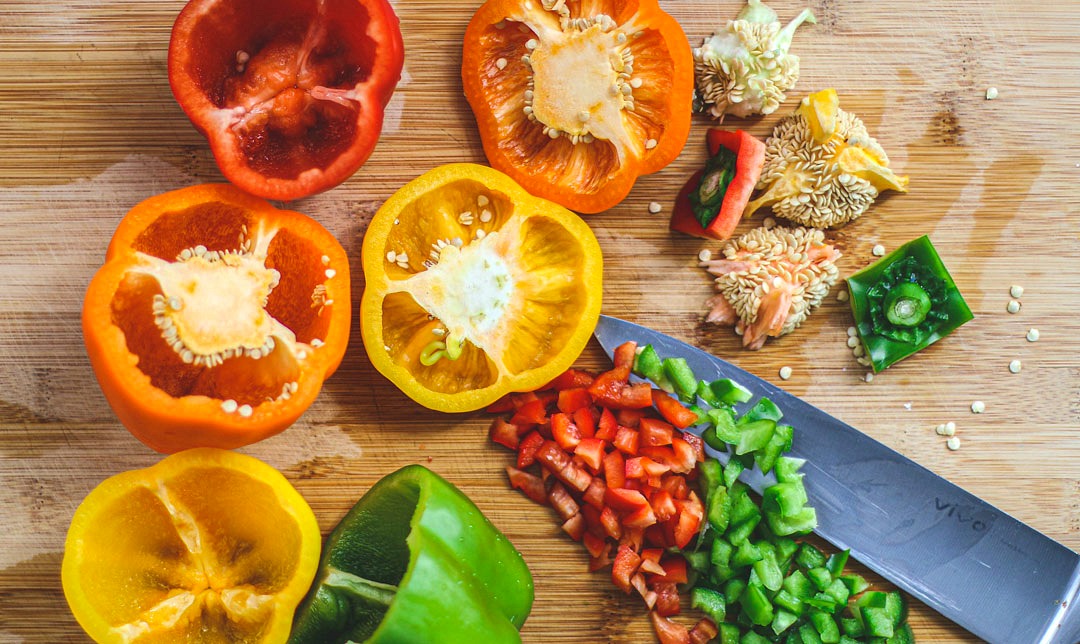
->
[[461, 0, 694, 214], [82, 184, 350, 453]]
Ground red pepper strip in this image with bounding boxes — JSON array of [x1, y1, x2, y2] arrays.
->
[[653, 390, 700, 429], [651, 612, 691, 644], [505, 466, 547, 505], [689, 619, 719, 644], [669, 129, 766, 240], [489, 418, 522, 450], [653, 582, 681, 617], [546, 368, 596, 390], [613, 341, 638, 370], [612, 545, 642, 593]]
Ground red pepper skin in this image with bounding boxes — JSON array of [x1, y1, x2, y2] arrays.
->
[[670, 129, 765, 240], [168, 0, 404, 201]]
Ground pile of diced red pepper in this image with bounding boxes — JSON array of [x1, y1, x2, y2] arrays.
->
[[488, 342, 719, 644]]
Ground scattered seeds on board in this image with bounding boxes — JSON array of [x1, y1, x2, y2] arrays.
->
[[985, 87, 999, 100], [837, 289, 849, 302], [648, 201, 663, 214], [698, 249, 713, 263], [945, 421, 956, 436], [872, 244, 886, 257], [779, 366, 793, 380], [947, 436, 961, 451], [903, 402, 912, 411], [1026, 328, 1040, 342], [1007, 300, 1021, 314], [847, 336, 859, 348], [971, 400, 985, 414], [1010, 285, 1024, 298], [846, 326, 857, 337], [1009, 359, 1022, 374], [763, 217, 777, 229], [935, 424, 946, 436], [864, 372, 874, 383]]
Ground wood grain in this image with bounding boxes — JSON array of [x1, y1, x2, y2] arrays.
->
[[1, 0, 1078, 642]]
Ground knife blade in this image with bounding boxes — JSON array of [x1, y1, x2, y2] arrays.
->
[[594, 315, 1080, 644]]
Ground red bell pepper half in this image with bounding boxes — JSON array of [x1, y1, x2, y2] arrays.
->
[[670, 129, 765, 240]]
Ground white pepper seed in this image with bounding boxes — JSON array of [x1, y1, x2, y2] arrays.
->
[[947, 436, 961, 451], [985, 87, 998, 100], [1010, 285, 1024, 298], [971, 400, 985, 414], [698, 249, 713, 262], [1026, 328, 1040, 342], [935, 424, 947, 436], [1007, 300, 1021, 314], [763, 217, 776, 229], [847, 326, 857, 337], [644, 138, 658, 150], [238, 404, 253, 418], [1009, 359, 1022, 374], [945, 421, 956, 434], [872, 244, 886, 257], [847, 337, 859, 348], [864, 373, 874, 383], [321, 255, 330, 265], [779, 366, 793, 380], [837, 290, 849, 302], [325, 269, 336, 279], [648, 202, 662, 214], [221, 399, 239, 414], [386, 250, 397, 263], [495, 57, 508, 70]]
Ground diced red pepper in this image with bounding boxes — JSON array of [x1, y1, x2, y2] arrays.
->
[[574, 437, 606, 472], [600, 506, 623, 540], [489, 418, 522, 450], [625, 456, 646, 480], [581, 504, 605, 539], [650, 612, 691, 644], [583, 531, 608, 558], [589, 546, 614, 572], [613, 341, 638, 370], [652, 390, 699, 429], [536, 440, 593, 492], [557, 387, 593, 414], [631, 572, 650, 600], [650, 490, 678, 523], [573, 406, 596, 438], [640, 445, 676, 468], [547, 482, 580, 521], [689, 619, 719, 644], [551, 413, 582, 450], [612, 545, 642, 593], [511, 391, 539, 408], [516, 431, 544, 469], [581, 475, 607, 509], [620, 526, 645, 552], [672, 492, 704, 549], [653, 582, 682, 617], [613, 426, 640, 455], [682, 433, 706, 463], [604, 450, 626, 490], [510, 398, 548, 426], [506, 466, 547, 505], [669, 437, 698, 474], [588, 364, 630, 397], [486, 395, 515, 414], [604, 487, 649, 512], [640, 417, 675, 446], [660, 473, 690, 501], [596, 407, 618, 440], [649, 556, 689, 585], [560, 462, 594, 493], [561, 512, 585, 541], [639, 548, 665, 575], [616, 383, 655, 409], [641, 456, 672, 478], [617, 408, 647, 428], [546, 368, 595, 390], [623, 503, 659, 529]]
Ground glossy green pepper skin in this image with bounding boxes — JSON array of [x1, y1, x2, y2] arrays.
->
[[847, 235, 973, 372], [288, 465, 534, 644]]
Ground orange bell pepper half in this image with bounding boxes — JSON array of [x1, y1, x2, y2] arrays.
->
[[82, 184, 350, 453], [461, 0, 694, 214]]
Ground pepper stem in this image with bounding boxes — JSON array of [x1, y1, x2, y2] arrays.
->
[[884, 282, 932, 327]]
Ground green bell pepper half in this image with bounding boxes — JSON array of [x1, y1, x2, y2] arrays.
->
[[288, 465, 534, 644], [846, 235, 973, 372]]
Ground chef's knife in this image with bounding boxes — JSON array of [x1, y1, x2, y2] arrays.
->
[[594, 315, 1080, 644]]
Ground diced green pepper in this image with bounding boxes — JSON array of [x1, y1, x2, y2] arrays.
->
[[743, 582, 775, 626], [725, 578, 747, 604], [840, 616, 865, 638], [741, 397, 783, 423], [887, 623, 915, 644], [732, 540, 764, 568], [862, 607, 895, 638], [719, 623, 742, 644], [692, 586, 728, 624], [711, 538, 734, 567], [775, 457, 806, 484], [724, 457, 745, 488], [735, 419, 777, 455], [711, 378, 754, 404], [839, 637, 862, 644], [706, 407, 742, 447], [811, 610, 841, 643], [741, 631, 772, 644], [783, 570, 813, 600], [798, 622, 824, 644], [807, 567, 832, 591], [663, 357, 699, 401], [708, 485, 732, 534], [847, 235, 974, 372], [824, 579, 850, 606], [884, 591, 908, 625], [633, 345, 673, 391], [772, 608, 800, 635], [825, 550, 850, 576], [804, 595, 838, 613], [774, 537, 799, 568], [697, 379, 723, 407], [840, 573, 870, 595], [753, 544, 784, 592], [684, 548, 710, 574], [699, 458, 724, 498], [756, 423, 794, 473], [766, 481, 809, 517], [795, 543, 827, 570], [774, 588, 805, 616], [768, 506, 818, 536]]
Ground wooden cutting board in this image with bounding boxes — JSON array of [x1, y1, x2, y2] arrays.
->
[[1, 0, 1077, 642]]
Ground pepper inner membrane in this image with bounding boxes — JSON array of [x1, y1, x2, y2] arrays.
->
[[186, 0, 379, 179], [113, 202, 332, 406]]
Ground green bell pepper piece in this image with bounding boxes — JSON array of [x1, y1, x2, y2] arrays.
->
[[663, 357, 699, 401], [847, 235, 974, 372], [289, 465, 534, 644], [633, 344, 673, 391], [795, 543, 827, 570], [743, 582, 774, 626], [710, 378, 754, 404], [692, 586, 728, 624], [741, 397, 783, 424], [772, 608, 800, 635]]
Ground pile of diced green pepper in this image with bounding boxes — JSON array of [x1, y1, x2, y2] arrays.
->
[[634, 346, 915, 643]]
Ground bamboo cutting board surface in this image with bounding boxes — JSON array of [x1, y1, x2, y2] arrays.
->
[[1, 0, 1078, 642]]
